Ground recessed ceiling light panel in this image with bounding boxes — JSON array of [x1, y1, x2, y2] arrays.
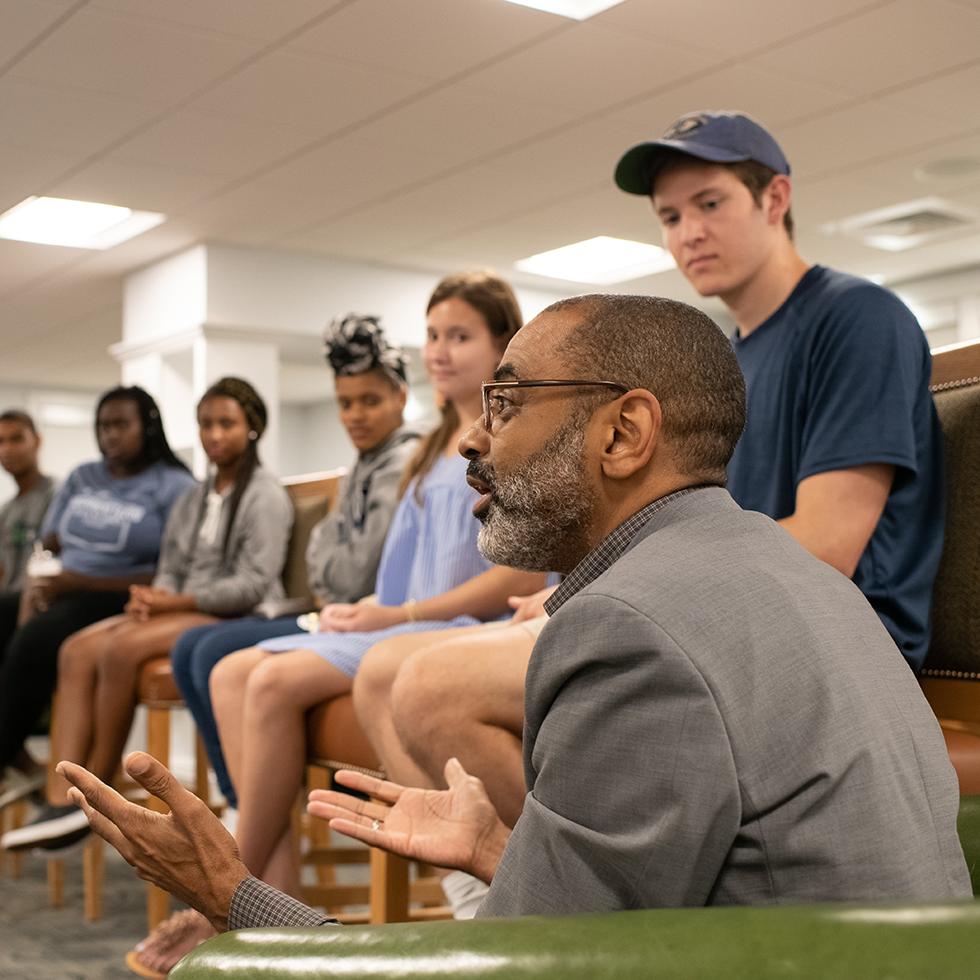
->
[[820, 197, 976, 252], [503, 0, 626, 20], [0, 196, 165, 249], [515, 235, 676, 284]]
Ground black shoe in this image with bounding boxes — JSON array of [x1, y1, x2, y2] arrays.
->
[[1, 803, 90, 852]]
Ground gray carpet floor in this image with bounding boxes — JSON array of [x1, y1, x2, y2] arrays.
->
[[0, 842, 165, 979]]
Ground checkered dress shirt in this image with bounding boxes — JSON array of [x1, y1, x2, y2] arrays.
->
[[544, 487, 707, 616], [229, 875, 339, 930]]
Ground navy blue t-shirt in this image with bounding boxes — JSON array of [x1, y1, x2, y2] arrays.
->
[[727, 265, 944, 671]]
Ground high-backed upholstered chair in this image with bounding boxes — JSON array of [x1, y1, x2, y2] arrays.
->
[[921, 340, 980, 793]]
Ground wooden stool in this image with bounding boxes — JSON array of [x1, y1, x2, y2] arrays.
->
[[303, 694, 449, 924]]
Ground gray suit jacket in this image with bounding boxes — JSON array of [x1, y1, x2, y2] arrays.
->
[[480, 488, 971, 916]]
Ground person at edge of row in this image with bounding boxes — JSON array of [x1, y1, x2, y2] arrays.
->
[[1, 377, 293, 857], [346, 107, 948, 917], [58, 294, 971, 943], [0, 387, 194, 814], [166, 315, 419, 826], [127, 270, 551, 975], [0, 409, 57, 810]]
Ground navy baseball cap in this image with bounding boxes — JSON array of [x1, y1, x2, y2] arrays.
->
[[614, 110, 791, 196]]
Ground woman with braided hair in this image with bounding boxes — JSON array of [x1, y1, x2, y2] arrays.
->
[[166, 317, 420, 817], [3, 377, 292, 854], [118, 316, 422, 978]]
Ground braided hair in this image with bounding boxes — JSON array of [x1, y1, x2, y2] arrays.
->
[[323, 314, 407, 389], [96, 386, 189, 473], [198, 377, 267, 559]]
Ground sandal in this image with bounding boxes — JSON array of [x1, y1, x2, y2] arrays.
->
[[125, 909, 215, 977]]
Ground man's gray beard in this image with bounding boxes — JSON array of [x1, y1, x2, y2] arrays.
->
[[477, 421, 595, 573]]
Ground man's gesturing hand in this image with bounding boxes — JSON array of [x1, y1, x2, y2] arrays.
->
[[308, 758, 510, 885], [57, 752, 250, 933]]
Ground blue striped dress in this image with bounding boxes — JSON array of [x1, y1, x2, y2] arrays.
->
[[257, 453, 494, 676]]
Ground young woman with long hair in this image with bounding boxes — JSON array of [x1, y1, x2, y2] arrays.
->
[[131, 272, 549, 975], [168, 316, 420, 817], [3, 378, 292, 852], [0, 387, 194, 808]]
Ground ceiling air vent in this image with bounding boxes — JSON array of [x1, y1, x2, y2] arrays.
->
[[821, 197, 977, 252]]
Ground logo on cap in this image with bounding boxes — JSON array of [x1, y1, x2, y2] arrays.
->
[[662, 114, 709, 140]]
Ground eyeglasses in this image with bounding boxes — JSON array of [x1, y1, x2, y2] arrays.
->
[[481, 379, 629, 433]]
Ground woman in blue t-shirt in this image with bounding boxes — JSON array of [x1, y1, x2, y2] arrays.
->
[[0, 386, 194, 805], [2, 378, 294, 854]]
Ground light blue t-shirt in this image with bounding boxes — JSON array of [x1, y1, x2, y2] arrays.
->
[[41, 460, 196, 578]]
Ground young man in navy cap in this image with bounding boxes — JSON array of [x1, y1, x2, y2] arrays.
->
[[615, 111, 944, 673]]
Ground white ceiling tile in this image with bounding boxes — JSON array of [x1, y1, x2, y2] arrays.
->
[[167, 183, 335, 246], [47, 157, 223, 214], [0, 240, 84, 299], [0, 0, 74, 66], [350, 81, 565, 176], [88, 0, 336, 42], [243, 134, 445, 214], [607, 63, 849, 137], [112, 110, 315, 180], [190, 48, 433, 136], [593, 0, 882, 58], [882, 62, 980, 124], [779, 101, 973, 179], [848, 130, 980, 191], [287, 0, 564, 82], [8, 7, 260, 104], [790, 173, 925, 229], [0, 142, 78, 212], [0, 78, 157, 156], [463, 21, 716, 114], [753, 0, 980, 97]]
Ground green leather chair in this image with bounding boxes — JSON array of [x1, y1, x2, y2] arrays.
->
[[172, 796, 980, 979]]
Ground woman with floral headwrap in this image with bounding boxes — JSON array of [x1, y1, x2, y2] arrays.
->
[[113, 317, 420, 980], [3, 377, 292, 855]]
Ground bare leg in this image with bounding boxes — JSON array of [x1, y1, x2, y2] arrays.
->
[[85, 613, 215, 785], [353, 625, 479, 788], [210, 646, 268, 796], [48, 616, 130, 804], [233, 649, 353, 894], [390, 624, 534, 828]]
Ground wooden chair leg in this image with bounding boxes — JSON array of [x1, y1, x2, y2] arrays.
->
[[2, 801, 27, 879], [145, 704, 171, 931], [369, 848, 410, 924], [307, 766, 335, 890], [194, 733, 210, 804], [83, 836, 104, 921]]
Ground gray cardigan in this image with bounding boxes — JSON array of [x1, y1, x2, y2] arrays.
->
[[153, 466, 293, 616], [306, 425, 420, 604]]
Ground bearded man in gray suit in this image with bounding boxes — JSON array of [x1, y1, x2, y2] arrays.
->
[[59, 294, 970, 932]]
